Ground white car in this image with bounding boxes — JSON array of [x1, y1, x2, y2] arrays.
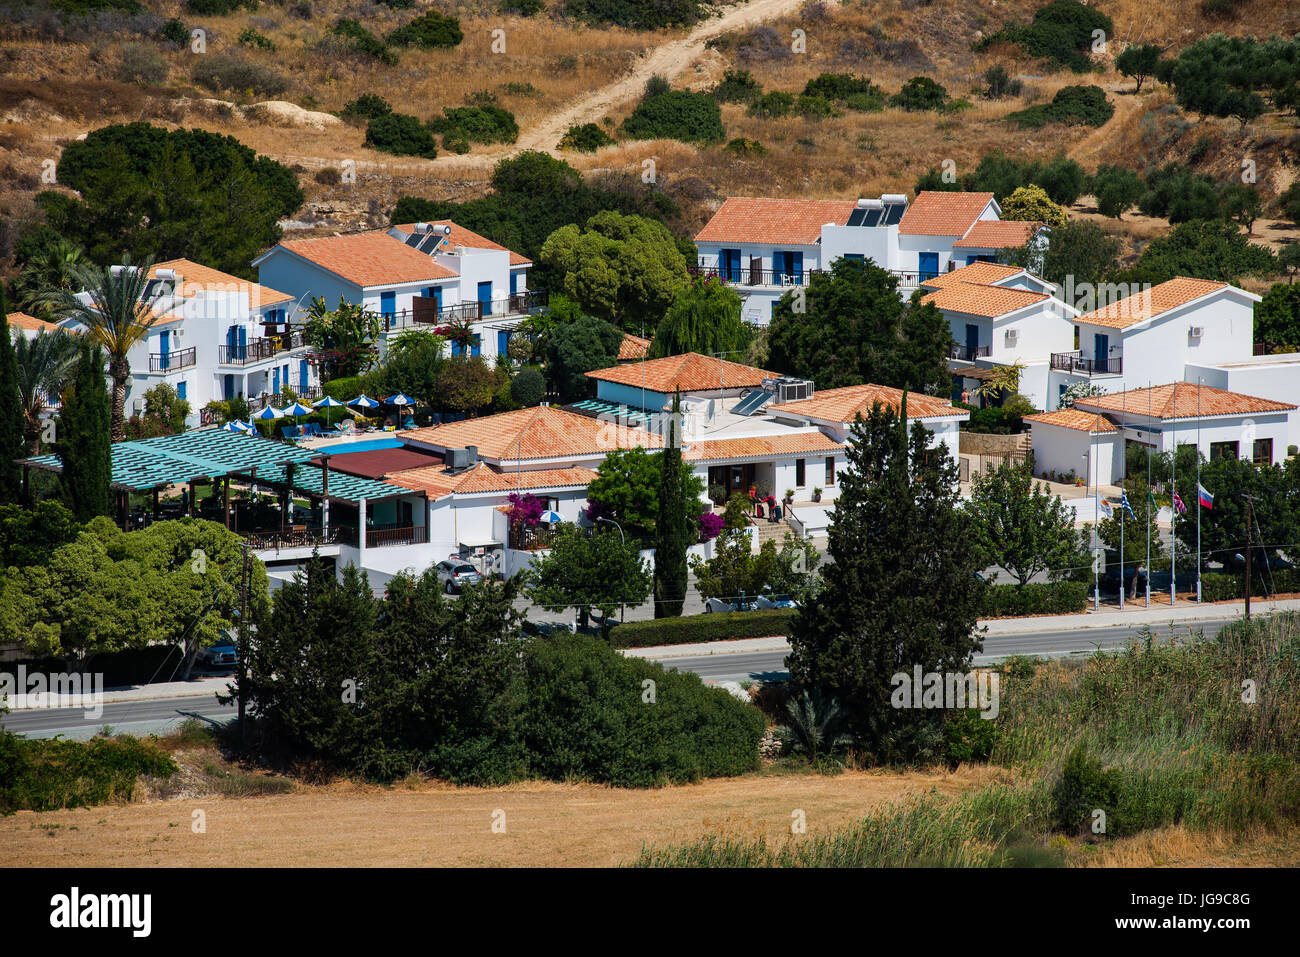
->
[[703, 596, 759, 613], [756, 593, 799, 610]]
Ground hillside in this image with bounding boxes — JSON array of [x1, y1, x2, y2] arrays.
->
[[1, 0, 1299, 270]]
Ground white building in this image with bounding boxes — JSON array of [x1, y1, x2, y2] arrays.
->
[[252, 221, 540, 365], [919, 262, 1077, 411], [60, 259, 309, 429], [692, 191, 1043, 323], [1025, 382, 1297, 486], [6, 311, 61, 341]]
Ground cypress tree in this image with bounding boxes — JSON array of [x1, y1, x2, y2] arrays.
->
[[57, 340, 113, 521], [653, 391, 690, 617], [0, 292, 25, 504], [785, 394, 985, 752]]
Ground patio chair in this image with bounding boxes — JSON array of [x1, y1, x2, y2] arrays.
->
[[400, 416, 416, 430]]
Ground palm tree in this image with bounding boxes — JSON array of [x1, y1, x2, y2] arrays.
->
[[782, 690, 852, 762], [13, 238, 87, 319], [41, 256, 160, 442], [973, 360, 1026, 407], [13, 329, 79, 454]]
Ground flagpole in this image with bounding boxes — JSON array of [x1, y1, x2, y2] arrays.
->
[[1196, 377, 1202, 602], [1146, 382, 1151, 607], [1090, 444, 1099, 612], [1170, 385, 1177, 607], [1119, 386, 1125, 610]]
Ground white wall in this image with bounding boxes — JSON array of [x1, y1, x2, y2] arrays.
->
[[1030, 424, 1118, 485]]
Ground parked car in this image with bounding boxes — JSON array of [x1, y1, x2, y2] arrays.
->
[[436, 559, 481, 593], [703, 596, 759, 613], [196, 641, 238, 670], [756, 591, 798, 610]]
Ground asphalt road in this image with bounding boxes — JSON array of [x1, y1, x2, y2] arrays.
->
[[0, 617, 1230, 739]]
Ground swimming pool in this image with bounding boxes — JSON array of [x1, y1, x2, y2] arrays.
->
[[328, 437, 407, 455]]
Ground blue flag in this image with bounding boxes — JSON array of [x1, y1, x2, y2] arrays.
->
[[1120, 491, 1138, 521]]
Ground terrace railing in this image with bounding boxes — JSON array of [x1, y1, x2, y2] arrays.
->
[[148, 347, 197, 373], [693, 261, 931, 291], [949, 344, 991, 362], [244, 524, 357, 551], [365, 524, 430, 548], [381, 290, 549, 333], [1050, 352, 1123, 376], [219, 330, 308, 365]]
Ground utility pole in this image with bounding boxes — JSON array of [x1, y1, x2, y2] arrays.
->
[[1244, 495, 1254, 620]]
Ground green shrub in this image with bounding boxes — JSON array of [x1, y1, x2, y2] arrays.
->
[[714, 69, 761, 104], [983, 64, 1023, 98], [1008, 84, 1113, 128], [237, 27, 276, 51], [803, 73, 885, 109], [321, 377, 364, 403], [365, 112, 438, 158], [748, 90, 793, 118], [1052, 743, 1122, 834], [159, 17, 190, 46], [186, 0, 258, 12], [559, 122, 615, 152], [510, 366, 545, 406], [0, 732, 177, 814], [1200, 568, 1300, 602], [333, 18, 398, 65], [192, 54, 288, 97], [388, 11, 464, 48], [975, 0, 1114, 72], [956, 401, 1027, 434], [890, 76, 950, 111], [432, 106, 519, 146], [610, 609, 797, 648], [340, 94, 392, 123], [980, 581, 1089, 617], [944, 709, 1000, 764], [501, 0, 546, 14], [796, 94, 837, 118], [724, 137, 765, 155], [563, 0, 705, 29], [519, 632, 765, 786], [621, 89, 725, 144]]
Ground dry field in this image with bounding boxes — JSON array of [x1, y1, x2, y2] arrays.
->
[[0, 756, 1002, 867]]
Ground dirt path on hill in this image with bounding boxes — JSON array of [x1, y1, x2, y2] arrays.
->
[[0, 767, 996, 868], [266, 0, 807, 177]]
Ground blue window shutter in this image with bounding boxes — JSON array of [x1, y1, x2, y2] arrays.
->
[[299, 359, 309, 392], [177, 381, 187, 401], [498, 330, 510, 355], [510, 272, 518, 295], [380, 291, 396, 317], [471, 334, 481, 357]]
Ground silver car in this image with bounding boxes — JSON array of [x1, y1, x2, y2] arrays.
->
[[436, 559, 481, 594], [703, 596, 759, 613]]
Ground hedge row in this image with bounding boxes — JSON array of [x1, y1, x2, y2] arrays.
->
[[1201, 568, 1300, 602], [980, 581, 1089, 617], [0, 733, 177, 814], [610, 609, 797, 648]]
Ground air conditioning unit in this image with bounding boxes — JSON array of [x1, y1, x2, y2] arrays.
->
[[1189, 326, 1204, 339], [775, 377, 814, 403], [1005, 328, 1019, 342]]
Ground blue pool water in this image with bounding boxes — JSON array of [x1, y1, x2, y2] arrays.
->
[[329, 438, 406, 454]]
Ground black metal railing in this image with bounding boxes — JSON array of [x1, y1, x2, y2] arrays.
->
[[1051, 352, 1123, 376], [219, 330, 307, 365], [148, 347, 196, 373], [381, 290, 549, 333], [244, 524, 357, 551], [365, 524, 429, 548], [950, 344, 991, 362], [693, 261, 931, 290]]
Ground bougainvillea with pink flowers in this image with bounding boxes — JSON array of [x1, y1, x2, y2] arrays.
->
[[508, 492, 546, 528], [697, 510, 724, 542]]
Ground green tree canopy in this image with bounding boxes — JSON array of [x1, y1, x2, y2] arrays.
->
[[544, 312, 623, 402], [585, 445, 705, 541], [1255, 283, 1300, 351], [786, 402, 984, 749], [55, 340, 111, 522], [767, 257, 952, 394], [968, 463, 1085, 586], [650, 275, 750, 359], [524, 525, 652, 628], [539, 211, 690, 331]]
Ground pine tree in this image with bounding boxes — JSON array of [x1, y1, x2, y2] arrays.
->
[[0, 292, 25, 504], [654, 391, 690, 617], [56, 339, 112, 522], [785, 396, 985, 752]]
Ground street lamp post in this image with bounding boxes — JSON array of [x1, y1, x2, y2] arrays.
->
[[595, 516, 626, 625], [1084, 450, 1098, 611]]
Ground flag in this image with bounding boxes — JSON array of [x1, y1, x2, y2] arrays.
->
[[1197, 483, 1214, 510], [1099, 499, 1114, 519], [1148, 489, 1158, 513], [1120, 491, 1138, 521], [1172, 492, 1187, 515]]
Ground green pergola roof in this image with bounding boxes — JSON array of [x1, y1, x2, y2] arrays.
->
[[22, 427, 415, 504]]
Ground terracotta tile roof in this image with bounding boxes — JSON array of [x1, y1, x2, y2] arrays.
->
[[768, 383, 966, 423], [392, 220, 531, 266], [149, 258, 294, 308], [1075, 277, 1228, 330], [6, 311, 60, 334], [683, 431, 844, 463], [953, 220, 1042, 249], [1075, 383, 1297, 421], [694, 197, 857, 245], [274, 233, 459, 288], [1024, 409, 1117, 433], [921, 280, 1048, 318], [921, 261, 1027, 290], [899, 191, 996, 236], [386, 461, 598, 499], [398, 406, 661, 461], [586, 352, 776, 392], [618, 333, 651, 361]]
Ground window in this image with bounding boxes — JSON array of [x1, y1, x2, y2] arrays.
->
[[1252, 437, 1273, 465], [825, 456, 836, 486], [379, 291, 396, 319], [1209, 441, 1239, 461], [510, 272, 519, 296], [795, 458, 806, 487]]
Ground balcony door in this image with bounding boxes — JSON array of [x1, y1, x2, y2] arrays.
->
[[158, 330, 170, 371], [965, 324, 979, 360], [1094, 333, 1110, 369], [477, 281, 492, 318], [919, 252, 939, 281], [775, 250, 803, 284], [720, 248, 741, 281]]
